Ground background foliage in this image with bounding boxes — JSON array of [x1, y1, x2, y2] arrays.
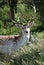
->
[[0, 0, 44, 34]]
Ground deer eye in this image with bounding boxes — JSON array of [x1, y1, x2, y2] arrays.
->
[[25, 31, 28, 33]]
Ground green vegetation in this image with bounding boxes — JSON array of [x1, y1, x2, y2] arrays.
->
[[33, 32, 44, 38], [0, 0, 44, 35]]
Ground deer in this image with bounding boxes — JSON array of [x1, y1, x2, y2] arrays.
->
[[0, 21, 31, 54], [0, 3, 36, 54]]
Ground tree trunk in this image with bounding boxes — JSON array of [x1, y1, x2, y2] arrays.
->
[[34, 0, 44, 24], [10, 7, 15, 20], [9, 0, 15, 20], [5, 0, 18, 20]]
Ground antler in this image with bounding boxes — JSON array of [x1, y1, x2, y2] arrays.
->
[[28, 17, 35, 27], [8, 18, 23, 28], [11, 20, 25, 32], [27, 4, 36, 27]]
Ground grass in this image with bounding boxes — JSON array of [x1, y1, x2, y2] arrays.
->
[[0, 32, 44, 65], [32, 31, 44, 39]]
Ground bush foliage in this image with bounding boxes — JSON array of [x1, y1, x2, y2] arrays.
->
[[0, 0, 43, 35]]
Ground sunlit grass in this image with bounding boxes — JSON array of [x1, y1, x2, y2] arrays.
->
[[33, 31, 44, 39]]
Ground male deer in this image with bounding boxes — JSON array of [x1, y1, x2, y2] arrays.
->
[[0, 22, 30, 54], [0, 3, 36, 54]]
